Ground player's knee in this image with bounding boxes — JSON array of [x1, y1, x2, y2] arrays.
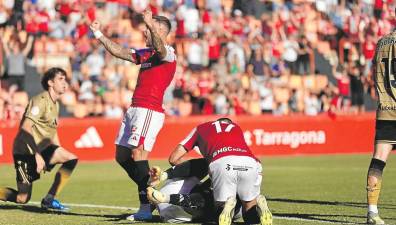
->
[[68, 153, 78, 161], [115, 146, 131, 164], [115, 153, 124, 164], [57, 147, 78, 162], [132, 146, 148, 161], [16, 194, 30, 204], [64, 154, 78, 164], [63, 158, 78, 170]]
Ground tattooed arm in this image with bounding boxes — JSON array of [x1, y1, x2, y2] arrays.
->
[[98, 35, 137, 63], [90, 20, 137, 63], [146, 25, 167, 59], [142, 9, 167, 59]]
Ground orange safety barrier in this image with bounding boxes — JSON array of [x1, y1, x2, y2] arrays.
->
[[0, 113, 378, 163]]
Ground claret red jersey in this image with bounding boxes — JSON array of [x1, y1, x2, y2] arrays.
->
[[180, 120, 258, 163], [130, 45, 177, 112]]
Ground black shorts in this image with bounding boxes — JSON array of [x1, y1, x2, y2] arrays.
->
[[375, 120, 396, 148], [13, 145, 59, 184]]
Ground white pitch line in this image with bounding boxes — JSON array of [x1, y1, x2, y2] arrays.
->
[[29, 201, 138, 211], [24, 202, 359, 225], [273, 216, 358, 224]]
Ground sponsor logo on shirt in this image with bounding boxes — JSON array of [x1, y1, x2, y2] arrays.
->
[[141, 63, 152, 68], [212, 146, 247, 158]]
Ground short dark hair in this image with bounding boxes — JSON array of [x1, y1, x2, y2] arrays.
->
[[41, 67, 67, 90], [153, 15, 171, 34], [217, 117, 233, 124]]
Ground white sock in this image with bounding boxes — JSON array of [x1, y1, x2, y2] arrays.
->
[[368, 205, 378, 214]]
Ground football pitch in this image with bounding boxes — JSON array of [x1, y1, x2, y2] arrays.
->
[[0, 154, 395, 225]]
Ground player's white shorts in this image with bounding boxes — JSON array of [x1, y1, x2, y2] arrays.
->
[[115, 107, 164, 151], [209, 155, 262, 202], [157, 177, 200, 223]]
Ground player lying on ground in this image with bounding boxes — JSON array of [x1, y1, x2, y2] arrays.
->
[[146, 159, 243, 223], [0, 68, 78, 211], [147, 118, 273, 225]]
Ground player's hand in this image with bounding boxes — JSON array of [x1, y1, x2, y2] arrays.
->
[[35, 153, 45, 174], [142, 9, 153, 27], [148, 166, 163, 187], [89, 20, 101, 32]]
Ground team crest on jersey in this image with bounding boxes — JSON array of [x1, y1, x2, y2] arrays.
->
[[141, 63, 152, 68], [31, 106, 40, 116], [131, 125, 138, 133]]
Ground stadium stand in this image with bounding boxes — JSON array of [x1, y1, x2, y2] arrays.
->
[[0, 0, 395, 119]]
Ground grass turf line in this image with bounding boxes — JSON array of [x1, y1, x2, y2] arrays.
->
[[0, 154, 395, 225]]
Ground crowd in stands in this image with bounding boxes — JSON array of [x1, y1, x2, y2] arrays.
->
[[0, 0, 395, 119]]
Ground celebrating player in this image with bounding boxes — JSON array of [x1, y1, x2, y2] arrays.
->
[[365, 7, 396, 225], [0, 68, 78, 211], [89, 9, 176, 221], [148, 118, 272, 225]]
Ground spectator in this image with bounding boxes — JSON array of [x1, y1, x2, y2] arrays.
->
[[288, 89, 299, 113], [9, 0, 24, 29], [259, 81, 274, 114], [296, 36, 313, 75], [0, 4, 9, 27], [1, 0, 394, 118], [282, 35, 299, 74], [187, 38, 204, 72], [226, 39, 245, 73], [85, 48, 105, 82], [249, 47, 270, 82], [178, 92, 193, 117], [362, 34, 376, 76], [1, 34, 33, 91], [77, 65, 95, 102], [304, 91, 321, 116], [334, 65, 351, 112], [49, 13, 65, 39], [104, 99, 123, 118], [348, 63, 365, 114]]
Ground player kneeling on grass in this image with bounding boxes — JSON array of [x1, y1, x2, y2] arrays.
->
[[0, 68, 78, 211], [148, 118, 273, 225]]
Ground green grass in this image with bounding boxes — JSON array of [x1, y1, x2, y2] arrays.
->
[[0, 154, 395, 225]]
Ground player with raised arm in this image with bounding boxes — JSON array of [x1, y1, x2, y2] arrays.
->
[[365, 8, 396, 225], [89, 9, 176, 221], [148, 118, 272, 225], [0, 68, 78, 211]]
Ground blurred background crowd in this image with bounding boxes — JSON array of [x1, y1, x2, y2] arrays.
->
[[0, 0, 395, 119]]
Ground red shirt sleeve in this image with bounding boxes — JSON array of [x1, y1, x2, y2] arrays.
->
[[179, 127, 198, 151]]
